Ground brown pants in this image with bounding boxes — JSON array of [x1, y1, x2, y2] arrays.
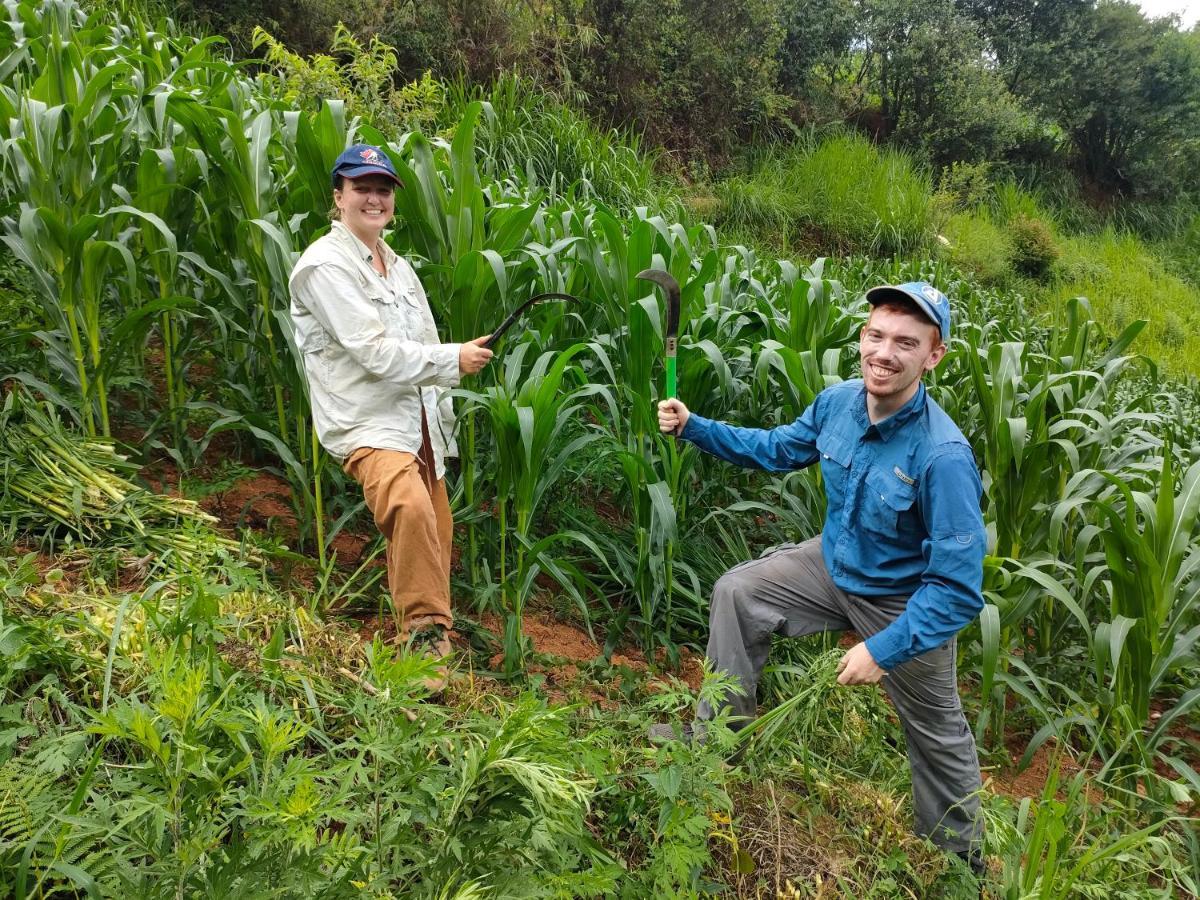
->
[[343, 430, 452, 635]]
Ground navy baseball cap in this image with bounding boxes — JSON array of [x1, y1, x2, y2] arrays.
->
[[331, 143, 401, 186], [865, 281, 951, 343]]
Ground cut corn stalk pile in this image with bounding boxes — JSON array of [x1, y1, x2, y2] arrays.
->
[[0, 390, 248, 565]]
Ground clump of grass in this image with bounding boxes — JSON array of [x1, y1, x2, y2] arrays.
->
[[713, 130, 939, 257], [443, 75, 680, 218], [739, 645, 900, 772], [0, 389, 248, 565], [991, 179, 1058, 227]]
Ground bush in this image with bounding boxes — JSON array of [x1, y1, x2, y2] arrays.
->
[[1008, 214, 1059, 279], [941, 211, 1014, 285], [579, 0, 786, 157], [253, 24, 446, 134], [938, 160, 994, 211]]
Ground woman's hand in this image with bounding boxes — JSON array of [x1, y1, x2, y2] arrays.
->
[[459, 336, 494, 375]]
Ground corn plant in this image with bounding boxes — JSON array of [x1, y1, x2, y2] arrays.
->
[[1075, 451, 1200, 791], [462, 341, 616, 672]]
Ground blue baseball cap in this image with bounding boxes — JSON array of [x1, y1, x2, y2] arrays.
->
[[331, 143, 402, 186], [865, 281, 951, 343]]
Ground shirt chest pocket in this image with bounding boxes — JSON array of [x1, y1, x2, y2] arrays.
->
[[398, 285, 437, 340], [863, 467, 918, 536], [816, 432, 852, 499], [368, 292, 410, 337]]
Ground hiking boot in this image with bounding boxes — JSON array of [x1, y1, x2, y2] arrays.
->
[[649, 719, 750, 764], [955, 849, 986, 878], [648, 721, 705, 744], [408, 624, 452, 695]]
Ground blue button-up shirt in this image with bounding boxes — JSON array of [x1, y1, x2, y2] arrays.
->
[[681, 379, 985, 669]]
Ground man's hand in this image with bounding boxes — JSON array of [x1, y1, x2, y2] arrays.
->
[[836, 641, 886, 685], [658, 398, 690, 435], [459, 336, 494, 375]]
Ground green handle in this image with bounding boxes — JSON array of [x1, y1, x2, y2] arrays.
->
[[666, 354, 677, 399]]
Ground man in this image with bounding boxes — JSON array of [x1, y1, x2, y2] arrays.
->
[[654, 282, 986, 866]]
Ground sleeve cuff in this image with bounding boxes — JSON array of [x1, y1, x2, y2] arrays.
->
[[864, 627, 907, 671], [438, 344, 461, 386], [680, 413, 710, 440]]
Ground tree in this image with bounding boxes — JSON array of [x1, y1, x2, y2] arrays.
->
[[1051, 2, 1200, 195], [956, 0, 1093, 98], [580, 0, 786, 155], [860, 0, 1025, 166]]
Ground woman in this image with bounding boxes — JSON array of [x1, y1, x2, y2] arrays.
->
[[288, 143, 493, 692]]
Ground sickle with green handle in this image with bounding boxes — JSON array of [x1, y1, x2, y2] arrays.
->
[[482, 292, 579, 350], [635, 269, 681, 397]]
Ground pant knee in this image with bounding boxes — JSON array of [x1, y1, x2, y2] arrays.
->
[[711, 570, 751, 618]]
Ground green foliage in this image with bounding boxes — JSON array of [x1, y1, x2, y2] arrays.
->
[[1049, 229, 1200, 372], [3, 2, 1200, 894], [253, 23, 446, 133], [578, 0, 786, 156], [865, 0, 1027, 167], [0, 554, 746, 896], [1008, 214, 1059, 280], [938, 160, 995, 210], [442, 75, 678, 217], [941, 211, 1014, 285]]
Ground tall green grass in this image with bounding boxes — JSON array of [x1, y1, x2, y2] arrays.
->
[[441, 75, 680, 219], [933, 179, 1200, 374], [1049, 228, 1200, 373], [711, 130, 939, 257]]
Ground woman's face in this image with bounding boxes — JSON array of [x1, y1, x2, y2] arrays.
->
[[333, 174, 396, 239]]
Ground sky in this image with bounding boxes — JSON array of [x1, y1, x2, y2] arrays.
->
[[1136, 0, 1200, 27]]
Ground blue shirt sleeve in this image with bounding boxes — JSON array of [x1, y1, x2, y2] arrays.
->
[[680, 399, 822, 472], [864, 444, 986, 669]]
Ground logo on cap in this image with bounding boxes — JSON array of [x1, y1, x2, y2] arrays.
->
[[359, 148, 382, 163], [921, 284, 943, 305]]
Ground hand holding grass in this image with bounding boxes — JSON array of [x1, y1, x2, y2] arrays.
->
[[459, 335, 494, 374], [658, 398, 689, 436], [836, 641, 885, 685]]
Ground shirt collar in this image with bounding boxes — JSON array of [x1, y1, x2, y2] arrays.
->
[[331, 220, 395, 266], [852, 381, 927, 441]]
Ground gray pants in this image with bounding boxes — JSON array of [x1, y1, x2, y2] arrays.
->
[[700, 537, 983, 853]]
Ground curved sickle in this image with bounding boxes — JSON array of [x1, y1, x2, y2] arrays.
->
[[635, 269, 681, 398], [635, 269, 680, 340], [482, 292, 580, 349]]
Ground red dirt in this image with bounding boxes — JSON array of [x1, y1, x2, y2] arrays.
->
[[475, 608, 703, 688], [150, 463, 378, 568], [986, 733, 1107, 805]]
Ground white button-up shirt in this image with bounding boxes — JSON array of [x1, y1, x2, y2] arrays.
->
[[288, 221, 461, 476]]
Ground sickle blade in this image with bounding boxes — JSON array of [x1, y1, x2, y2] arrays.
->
[[483, 292, 579, 349], [635, 268, 681, 397], [635, 269, 680, 340]]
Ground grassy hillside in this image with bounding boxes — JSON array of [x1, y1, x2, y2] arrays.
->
[[704, 131, 1200, 376]]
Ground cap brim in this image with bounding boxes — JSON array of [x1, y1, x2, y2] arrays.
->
[[335, 165, 402, 186], [865, 285, 943, 335]]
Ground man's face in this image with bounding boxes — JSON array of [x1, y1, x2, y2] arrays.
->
[[333, 174, 396, 235], [859, 305, 946, 403]]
